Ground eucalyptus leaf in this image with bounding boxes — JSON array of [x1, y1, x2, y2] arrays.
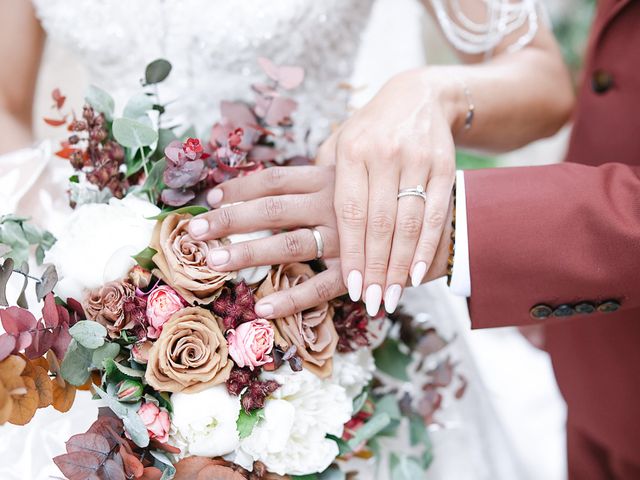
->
[[1, 221, 29, 248], [159, 464, 177, 480], [373, 338, 411, 381], [92, 343, 120, 367], [145, 59, 172, 85], [112, 117, 158, 149], [352, 389, 369, 414], [60, 339, 92, 386], [16, 262, 29, 309], [237, 408, 265, 439], [123, 409, 150, 448], [0, 258, 14, 306], [326, 434, 352, 457], [139, 158, 166, 203], [124, 93, 154, 120], [85, 85, 115, 121], [22, 222, 42, 244], [35, 245, 45, 265], [155, 129, 177, 159], [389, 454, 424, 480], [409, 414, 431, 449], [36, 264, 58, 301], [149, 205, 208, 221], [346, 412, 391, 450], [133, 246, 158, 270], [69, 320, 107, 349]]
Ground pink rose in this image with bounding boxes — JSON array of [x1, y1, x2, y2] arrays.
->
[[137, 402, 171, 444], [227, 319, 275, 370], [146, 286, 185, 339]]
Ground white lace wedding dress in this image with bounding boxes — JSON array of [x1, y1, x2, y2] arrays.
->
[[0, 1, 565, 479]]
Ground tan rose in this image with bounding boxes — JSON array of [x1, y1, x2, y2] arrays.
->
[[256, 263, 338, 378], [150, 214, 236, 305], [145, 307, 233, 393], [84, 280, 136, 338]]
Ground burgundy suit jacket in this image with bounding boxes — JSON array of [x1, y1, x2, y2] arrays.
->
[[465, 0, 640, 463]]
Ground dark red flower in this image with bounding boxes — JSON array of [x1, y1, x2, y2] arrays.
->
[[332, 300, 371, 353], [241, 380, 280, 412], [183, 137, 204, 159], [212, 282, 257, 331], [226, 367, 255, 396]]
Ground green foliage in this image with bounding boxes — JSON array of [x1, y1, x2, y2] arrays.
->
[[133, 246, 158, 270], [85, 85, 115, 121], [91, 343, 121, 368], [0, 215, 56, 266], [60, 339, 93, 386], [145, 59, 172, 85], [123, 93, 155, 121], [94, 385, 150, 448], [389, 453, 424, 480], [112, 117, 158, 150], [138, 158, 167, 204], [373, 338, 411, 381], [149, 205, 209, 221], [237, 408, 265, 439], [69, 320, 108, 349], [455, 150, 498, 170]]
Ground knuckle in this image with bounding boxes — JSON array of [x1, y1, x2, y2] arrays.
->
[[425, 210, 446, 229], [239, 242, 255, 265], [264, 166, 286, 188], [388, 258, 412, 275], [339, 200, 366, 227], [379, 141, 402, 161], [418, 240, 437, 261], [366, 259, 388, 276], [285, 293, 301, 314], [369, 212, 395, 237], [313, 280, 334, 302], [263, 197, 284, 220], [397, 215, 422, 237], [283, 232, 304, 258], [217, 207, 234, 230]]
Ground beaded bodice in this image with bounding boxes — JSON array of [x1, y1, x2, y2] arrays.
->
[[33, 0, 375, 151]]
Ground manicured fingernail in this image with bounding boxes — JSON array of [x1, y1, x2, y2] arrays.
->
[[255, 302, 274, 317], [207, 188, 224, 206], [384, 284, 402, 314], [365, 284, 382, 317], [347, 270, 363, 302], [411, 262, 427, 287], [189, 218, 209, 237], [208, 249, 230, 266]]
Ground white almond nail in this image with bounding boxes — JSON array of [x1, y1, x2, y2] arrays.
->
[[411, 262, 427, 287], [347, 270, 363, 302], [365, 284, 382, 317]]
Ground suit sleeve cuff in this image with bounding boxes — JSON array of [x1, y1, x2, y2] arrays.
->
[[449, 170, 471, 297]]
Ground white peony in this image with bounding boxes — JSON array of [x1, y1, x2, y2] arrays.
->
[[227, 229, 272, 284], [44, 195, 160, 301], [169, 385, 241, 458], [237, 365, 352, 476], [331, 349, 376, 399]]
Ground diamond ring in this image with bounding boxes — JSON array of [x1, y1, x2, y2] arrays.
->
[[397, 185, 426, 201]]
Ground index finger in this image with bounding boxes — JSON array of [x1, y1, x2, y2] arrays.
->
[[206, 166, 331, 207]]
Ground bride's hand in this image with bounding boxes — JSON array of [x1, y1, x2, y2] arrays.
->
[[318, 68, 458, 315], [188, 166, 347, 318]]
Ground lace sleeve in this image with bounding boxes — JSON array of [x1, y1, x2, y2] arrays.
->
[[428, 0, 546, 55]]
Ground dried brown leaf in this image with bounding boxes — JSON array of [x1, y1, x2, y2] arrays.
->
[[66, 432, 111, 457], [8, 375, 38, 425], [100, 458, 126, 480], [0, 379, 13, 424], [52, 377, 76, 412], [139, 466, 163, 480], [0, 355, 26, 379], [174, 457, 215, 479], [29, 364, 54, 408]]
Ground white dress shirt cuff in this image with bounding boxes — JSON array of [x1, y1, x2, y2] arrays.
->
[[449, 170, 471, 297]]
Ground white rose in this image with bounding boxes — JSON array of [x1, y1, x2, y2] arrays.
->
[[227, 230, 272, 284], [44, 195, 159, 301], [331, 349, 376, 399], [238, 365, 352, 476], [169, 385, 241, 458]]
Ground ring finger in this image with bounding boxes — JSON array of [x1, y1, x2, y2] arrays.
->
[[384, 173, 427, 313], [207, 226, 338, 272]]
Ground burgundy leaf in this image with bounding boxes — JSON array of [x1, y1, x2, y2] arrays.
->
[[119, 445, 144, 478], [263, 96, 297, 126], [53, 451, 102, 480], [163, 160, 205, 189], [66, 297, 86, 324], [0, 306, 37, 334], [455, 374, 468, 400], [66, 433, 111, 457], [164, 140, 186, 166], [52, 88, 67, 109], [161, 188, 196, 207], [16, 330, 33, 351], [25, 327, 53, 359], [87, 415, 125, 449], [56, 304, 71, 326], [50, 324, 73, 361], [100, 458, 126, 480], [36, 264, 58, 302], [427, 358, 455, 388], [0, 333, 16, 361], [416, 328, 448, 357], [257, 57, 305, 90], [42, 293, 60, 328]]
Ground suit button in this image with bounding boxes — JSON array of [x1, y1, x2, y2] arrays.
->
[[530, 304, 553, 320], [553, 304, 575, 317], [575, 303, 596, 314], [597, 300, 620, 313], [592, 70, 613, 94]]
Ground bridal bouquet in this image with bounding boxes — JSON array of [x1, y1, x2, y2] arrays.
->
[[0, 59, 465, 480]]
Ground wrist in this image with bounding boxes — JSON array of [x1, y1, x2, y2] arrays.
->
[[419, 66, 470, 133]]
